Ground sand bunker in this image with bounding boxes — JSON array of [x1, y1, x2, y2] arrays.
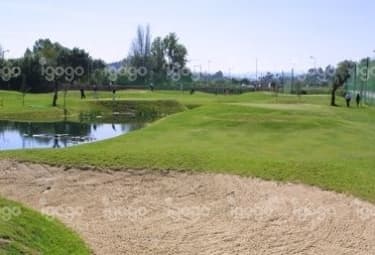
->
[[1, 160, 375, 254]]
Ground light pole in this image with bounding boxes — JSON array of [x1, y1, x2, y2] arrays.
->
[[256, 58, 259, 89], [371, 50, 375, 103], [193, 64, 202, 75], [309, 56, 317, 87], [0, 49, 10, 59], [291, 68, 295, 95], [193, 64, 202, 92], [207, 60, 211, 87], [226, 68, 232, 94], [290, 61, 296, 95], [364, 57, 370, 104], [188, 59, 201, 91], [309, 56, 317, 69]]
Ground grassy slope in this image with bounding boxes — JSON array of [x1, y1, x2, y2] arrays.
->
[[0, 90, 101, 121], [1, 90, 375, 202], [0, 90, 193, 123], [0, 198, 90, 255]]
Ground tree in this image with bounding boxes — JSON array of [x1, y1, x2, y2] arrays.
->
[[22, 49, 44, 92], [32, 39, 65, 106], [306, 67, 325, 87], [240, 78, 250, 85], [150, 36, 166, 85], [20, 74, 30, 106], [324, 65, 336, 86], [126, 27, 189, 88], [28, 39, 106, 106], [161, 33, 188, 87], [163, 33, 187, 68], [331, 60, 355, 106], [260, 72, 274, 89], [58, 47, 90, 112], [128, 25, 152, 84], [213, 71, 224, 81]]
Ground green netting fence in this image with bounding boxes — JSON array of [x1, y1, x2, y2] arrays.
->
[[345, 59, 375, 105]]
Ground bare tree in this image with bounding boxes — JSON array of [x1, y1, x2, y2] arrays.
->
[[129, 25, 151, 68]]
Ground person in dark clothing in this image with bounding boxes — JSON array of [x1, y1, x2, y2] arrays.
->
[[345, 92, 352, 107], [112, 87, 116, 101], [80, 88, 86, 99], [93, 85, 98, 99], [356, 93, 361, 107], [53, 136, 60, 148]]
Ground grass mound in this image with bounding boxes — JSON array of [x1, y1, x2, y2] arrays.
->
[[2, 93, 375, 202], [0, 197, 89, 255]]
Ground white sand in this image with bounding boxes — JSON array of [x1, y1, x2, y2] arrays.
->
[[1, 160, 374, 254]]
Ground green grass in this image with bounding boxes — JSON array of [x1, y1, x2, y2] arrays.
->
[[0, 89, 328, 121], [0, 90, 192, 121], [0, 90, 101, 121], [0, 198, 90, 254], [1, 89, 375, 252], [1, 90, 375, 202]]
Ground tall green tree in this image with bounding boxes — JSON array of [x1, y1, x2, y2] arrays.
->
[[163, 33, 187, 69], [160, 33, 188, 87], [33, 39, 65, 106], [127, 27, 189, 87], [331, 60, 355, 106], [1, 39, 106, 95], [150, 36, 166, 84]]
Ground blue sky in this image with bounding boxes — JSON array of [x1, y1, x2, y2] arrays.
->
[[1, 0, 375, 74]]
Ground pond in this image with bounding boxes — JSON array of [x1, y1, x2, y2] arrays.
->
[[0, 119, 145, 151]]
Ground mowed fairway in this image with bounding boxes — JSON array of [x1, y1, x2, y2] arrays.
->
[[1, 90, 375, 202]]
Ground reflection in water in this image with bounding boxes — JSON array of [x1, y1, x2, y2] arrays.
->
[[0, 120, 144, 151]]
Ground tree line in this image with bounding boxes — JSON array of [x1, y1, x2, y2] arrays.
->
[[0, 25, 192, 103], [109, 25, 192, 88], [0, 25, 369, 106]]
